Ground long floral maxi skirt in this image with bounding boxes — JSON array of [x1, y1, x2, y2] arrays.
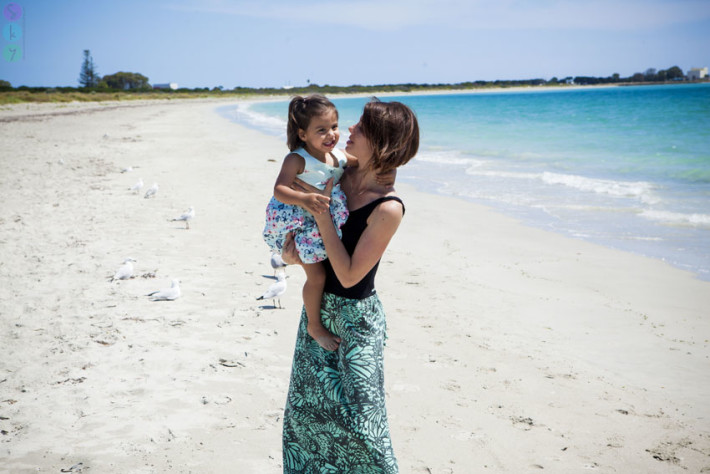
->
[[282, 292, 398, 473]]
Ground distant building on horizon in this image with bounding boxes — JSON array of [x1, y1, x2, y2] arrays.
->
[[687, 67, 708, 81], [153, 82, 179, 90]]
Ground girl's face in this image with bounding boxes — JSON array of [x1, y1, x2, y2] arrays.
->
[[298, 109, 339, 159], [345, 120, 373, 166]]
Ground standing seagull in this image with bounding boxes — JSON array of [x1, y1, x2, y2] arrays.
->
[[129, 178, 144, 194], [256, 273, 287, 308], [110, 257, 136, 282], [171, 206, 195, 229], [147, 279, 181, 301], [144, 182, 159, 199], [270, 252, 287, 276]]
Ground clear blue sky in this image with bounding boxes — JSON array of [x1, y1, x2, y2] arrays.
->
[[2, 0, 709, 89]]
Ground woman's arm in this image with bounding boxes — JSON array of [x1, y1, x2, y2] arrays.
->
[[313, 180, 403, 288], [274, 153, 331, 214]]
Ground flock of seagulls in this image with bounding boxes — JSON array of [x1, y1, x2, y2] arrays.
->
[[119, 166, 285, 307], [113, 166, 193, 301]]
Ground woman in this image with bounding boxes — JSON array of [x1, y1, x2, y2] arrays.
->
[[281, 98, 419, 473]]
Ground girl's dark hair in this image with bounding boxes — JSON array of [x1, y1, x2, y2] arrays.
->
[[360, 98, 419, 173], [287, 94, 338, 151]]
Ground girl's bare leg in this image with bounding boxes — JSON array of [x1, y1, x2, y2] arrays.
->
[[303, 262, 341, 351]]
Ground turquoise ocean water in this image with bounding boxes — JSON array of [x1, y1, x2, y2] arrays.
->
[[220, 84, 710, 280]]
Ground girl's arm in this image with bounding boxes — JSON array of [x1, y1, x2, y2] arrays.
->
[[342, 149, 359, 168], [313, 180, 403, 288], [274, 153, 331, 214]]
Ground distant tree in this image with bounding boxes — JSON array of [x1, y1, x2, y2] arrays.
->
[[574, 76, 598, 85], [644, 68, 658, 82], [0, 79, 11, 88], [79, 50, 99, 88], [611, 73, 620, 82], [631, 72, 645, 82], [102, 72, 150, 90], [657, 69, 668, 81], [666, 66, 684, 80]]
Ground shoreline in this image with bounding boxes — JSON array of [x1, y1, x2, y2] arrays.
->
[[1, 99, 709, 472], [219, 89, 710, 283], [0, 82, 656, 107]]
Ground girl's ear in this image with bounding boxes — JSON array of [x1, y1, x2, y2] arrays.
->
[[298, 129, 307, 143]]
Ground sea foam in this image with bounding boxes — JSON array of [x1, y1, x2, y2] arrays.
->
[[539, 172, 658, 203], [640, 210, 710, 227]]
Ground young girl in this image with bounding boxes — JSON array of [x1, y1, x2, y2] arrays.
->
[[263, 94, 352, 351]]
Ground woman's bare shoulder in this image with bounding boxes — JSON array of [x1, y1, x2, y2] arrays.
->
[[372, 193, 404, 220]]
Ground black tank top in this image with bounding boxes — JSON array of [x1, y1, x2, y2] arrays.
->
[[323, 196, 405, 299]]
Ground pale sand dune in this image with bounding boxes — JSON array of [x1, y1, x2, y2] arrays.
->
[[1, 99, 708, 473]]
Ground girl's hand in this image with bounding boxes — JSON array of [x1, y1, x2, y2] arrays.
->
[[301, 192, 331, 215], [293, 178, 334, 215], [281, 233, 302, 265]]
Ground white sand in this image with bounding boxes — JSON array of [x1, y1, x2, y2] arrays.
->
[[1, 99, 708, 473]]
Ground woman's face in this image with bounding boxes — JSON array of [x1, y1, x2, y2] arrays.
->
[[345, 120, 373, 166]]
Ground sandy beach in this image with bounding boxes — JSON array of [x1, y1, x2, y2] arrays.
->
[[1, 98, 709, 473]]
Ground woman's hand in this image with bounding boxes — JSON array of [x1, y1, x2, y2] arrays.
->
[[281, 233, 302, 265]]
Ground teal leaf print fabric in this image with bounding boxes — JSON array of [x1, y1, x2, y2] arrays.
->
[[282, 292, 398, 473]]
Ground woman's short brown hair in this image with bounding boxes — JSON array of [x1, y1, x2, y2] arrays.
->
[[287, 94, 338, 151], [360, 98, 419, 174]]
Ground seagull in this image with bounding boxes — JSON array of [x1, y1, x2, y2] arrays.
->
[[171, 206, 195, 229], [130, 178, 144, 193], [147, 279, 181, 301], [110, 257, 136, 282], [256, 273, 287, 308], [144, 182, 159, 199], [270, 252, 287, 276]]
